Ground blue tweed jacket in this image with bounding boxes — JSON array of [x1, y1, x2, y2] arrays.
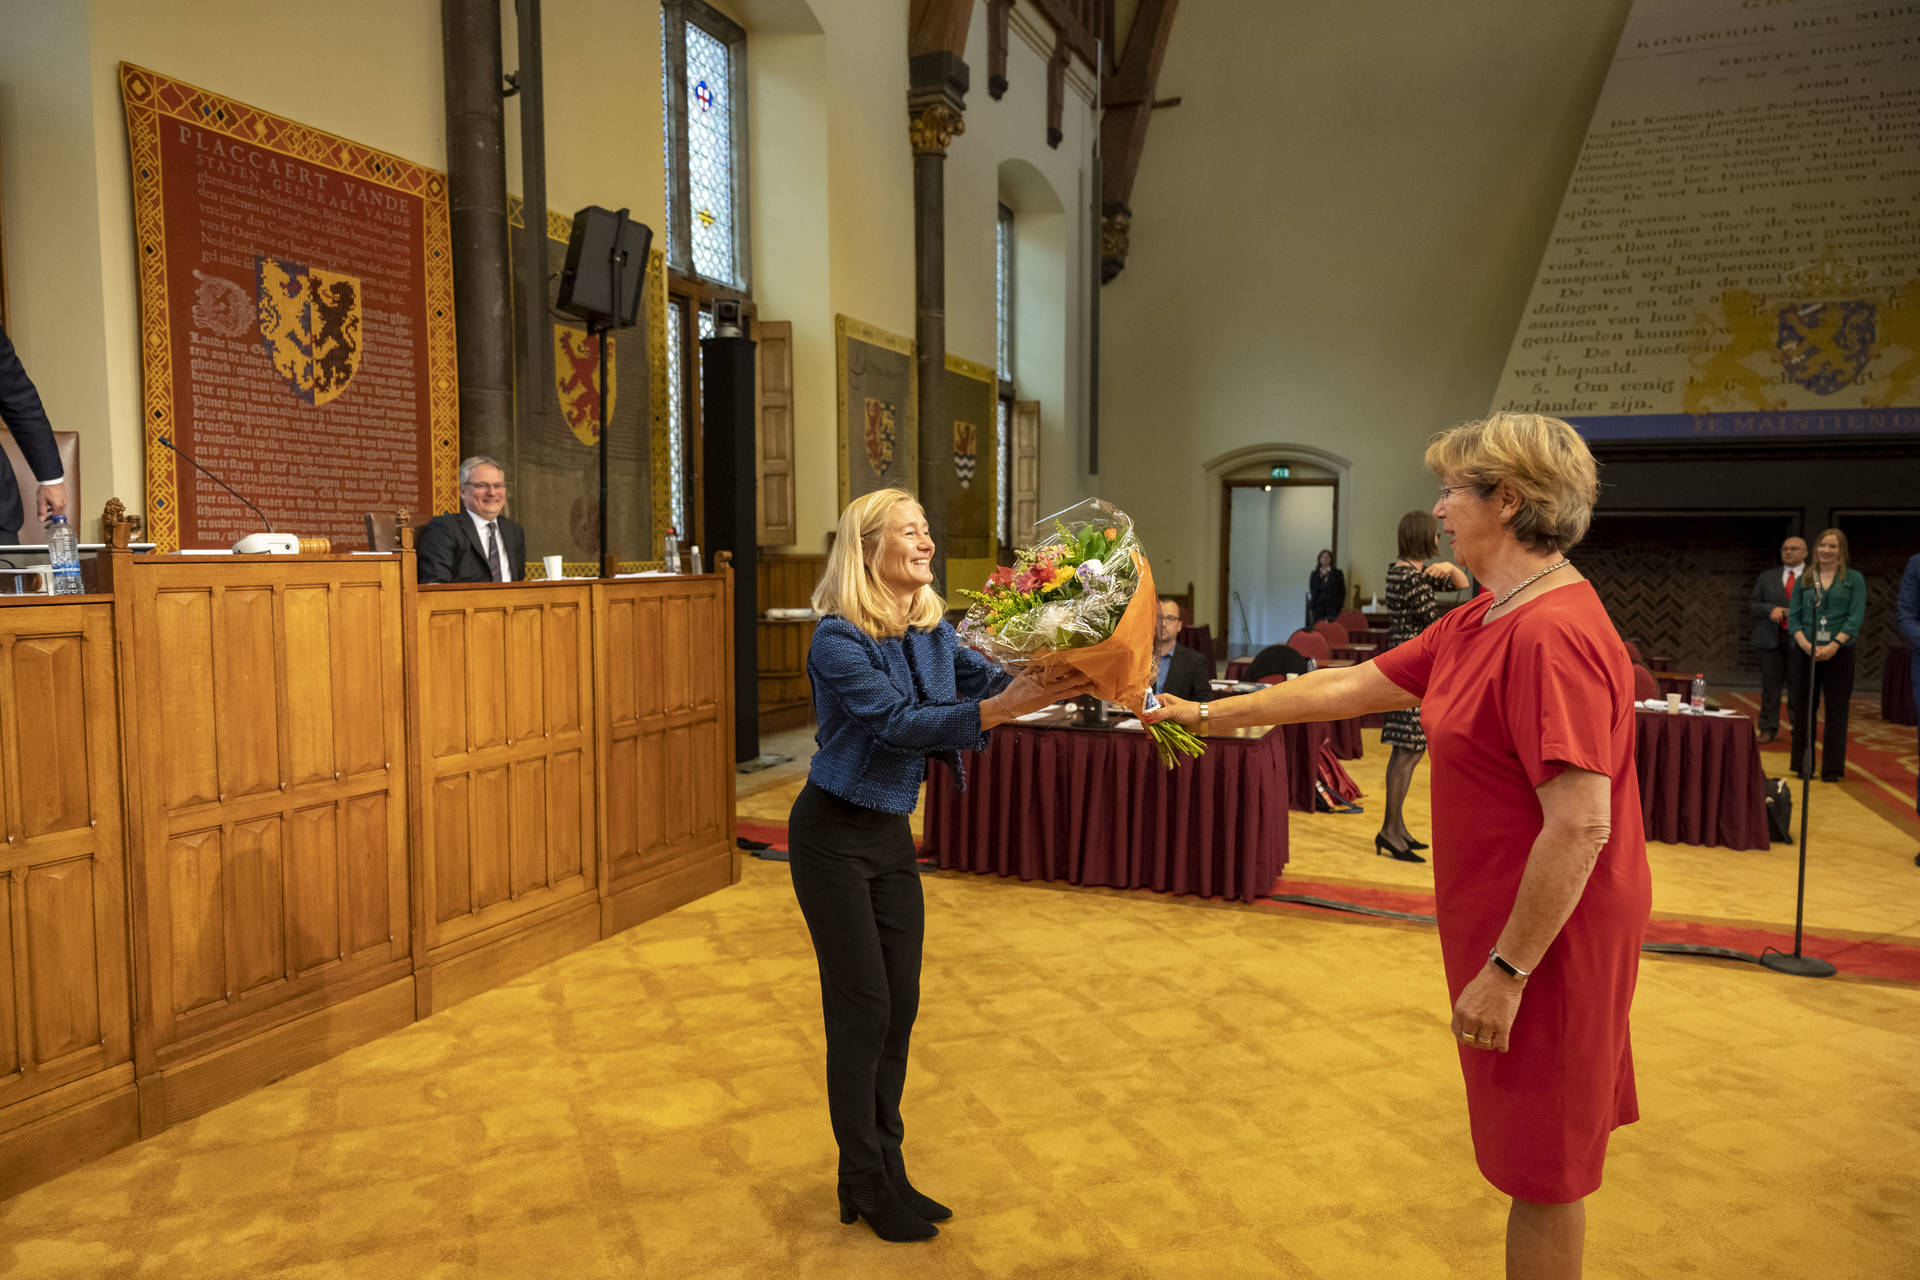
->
[[807, 616, 1013, 814]]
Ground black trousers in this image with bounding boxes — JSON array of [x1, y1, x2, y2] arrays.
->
[[1755, 645, 1788, 734], [787, 782, 923, 1182], [1786, 644, 1856, 779]]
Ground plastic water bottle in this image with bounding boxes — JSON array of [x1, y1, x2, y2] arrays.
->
[[663, 529, 682, 574], [46, 514, 83, 595], [1689, 673, 1706, 714]]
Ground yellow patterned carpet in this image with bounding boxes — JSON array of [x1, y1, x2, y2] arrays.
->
[[3, 730, 1917, 1279]]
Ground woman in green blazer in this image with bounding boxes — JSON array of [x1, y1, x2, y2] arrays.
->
[[1787, 527, 1867, 781]]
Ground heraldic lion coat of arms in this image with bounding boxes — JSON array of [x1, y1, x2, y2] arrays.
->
[[256, 255, 361, 406], [864, 397, 898, 480]]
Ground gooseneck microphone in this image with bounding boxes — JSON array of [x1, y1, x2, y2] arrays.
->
[[156, 435, 276, 532]]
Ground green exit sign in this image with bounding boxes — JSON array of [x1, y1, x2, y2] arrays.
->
[[1269, 465, 1291, 480]]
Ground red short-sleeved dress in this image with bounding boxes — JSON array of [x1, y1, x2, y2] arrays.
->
[[1373, 581, 1652, 1203]]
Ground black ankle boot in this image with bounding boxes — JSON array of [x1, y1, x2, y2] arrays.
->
[[837, 1178, 937, 1242], [888, 1170, 952, 1222]]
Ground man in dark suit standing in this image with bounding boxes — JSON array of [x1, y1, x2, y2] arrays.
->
[[1152, 596, 1212, 703], [0, 320, 69, 543], [416, 455, 527, 583], [1748, 534, 1806, 742]]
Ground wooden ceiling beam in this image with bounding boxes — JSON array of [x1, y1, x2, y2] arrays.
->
[[1098, 0, 1177, 281], [909, 0, 975, 60], [1025, 0, 1101, 70]]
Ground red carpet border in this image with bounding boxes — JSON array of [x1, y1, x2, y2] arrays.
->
[[732, 818, 1920, 984]]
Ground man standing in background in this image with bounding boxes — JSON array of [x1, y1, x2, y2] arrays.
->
[[0, 320, 69, 544], [1749, 534, 1806, 743], [1895, 551, 1920, 866]]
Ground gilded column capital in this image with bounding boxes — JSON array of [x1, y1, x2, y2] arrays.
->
[[908, 102, 966, 156]]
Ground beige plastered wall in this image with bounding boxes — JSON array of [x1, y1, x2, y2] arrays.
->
[[1097, 0, 1632, 636], [0, 0, 1092, 557], [750, 0, 1094, 557]]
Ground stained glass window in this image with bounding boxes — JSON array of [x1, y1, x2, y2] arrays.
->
[[997, 397, 1011, 548], [666, 300, 687, 538], [996, 205, 1013, 383], [685, 25, 735, 284], [660, 13, 672, 263], [661, 3, 746, 288], [996, 204, 1014, 547]]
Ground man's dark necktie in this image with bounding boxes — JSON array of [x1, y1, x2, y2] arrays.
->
[[486, 522, 504, 582]]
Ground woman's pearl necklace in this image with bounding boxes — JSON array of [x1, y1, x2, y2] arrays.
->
[[1491, 559, 1571, 610]]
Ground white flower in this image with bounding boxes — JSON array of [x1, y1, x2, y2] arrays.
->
[[1032, 601, 1076, 646]]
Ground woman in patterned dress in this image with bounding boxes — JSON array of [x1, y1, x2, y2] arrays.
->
[[1378, 510, 1467, 860]]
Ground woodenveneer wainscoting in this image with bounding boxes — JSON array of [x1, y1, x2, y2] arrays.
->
[[0, 527, 738, 1200], [755, 553, 824, 734]]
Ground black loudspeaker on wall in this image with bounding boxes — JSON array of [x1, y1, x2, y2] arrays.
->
[[556, 205, 651, 329], [701, 333, 760, 764]]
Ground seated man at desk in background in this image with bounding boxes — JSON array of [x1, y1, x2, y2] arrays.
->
[[0, 319, 68, 544], [1154, 596, 1213, 702], [416, 455, 525, 584]]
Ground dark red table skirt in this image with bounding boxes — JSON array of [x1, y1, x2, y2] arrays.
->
[[924, 723, 1289, 901], [1883, 646, 1916, 727], [1634, 710, 1769, 850], [1278, 720, 1330, 810], [1324, 716, 1362, 761]]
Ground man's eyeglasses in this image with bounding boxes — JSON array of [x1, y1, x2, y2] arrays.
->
[[464, 482, 507, 493]]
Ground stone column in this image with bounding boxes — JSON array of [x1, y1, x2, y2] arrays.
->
[[441, 0, 514, 465], [908, 53, 967, 591]]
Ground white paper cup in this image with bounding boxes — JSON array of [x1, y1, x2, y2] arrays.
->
[[1666, 692, 1681, 713], [542, 554, 564, 580]]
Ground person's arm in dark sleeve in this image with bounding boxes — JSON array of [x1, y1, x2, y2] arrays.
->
[[1750, 570, 1777, 621], [0, 322, 65, 489], [954, 642, 1013, 701], [1896, 559, 1920, 651], [809, 622, 990, 752], [415, 518, 457, 584]]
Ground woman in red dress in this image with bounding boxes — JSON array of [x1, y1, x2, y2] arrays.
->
[[1148, 412, 1651, 1280]]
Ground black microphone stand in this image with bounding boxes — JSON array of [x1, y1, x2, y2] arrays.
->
[[1761, 641, 1836, 978], [157, 434, 277, 532]]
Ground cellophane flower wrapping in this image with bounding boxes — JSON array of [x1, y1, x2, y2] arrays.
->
[[957, 498, 1205, 767]]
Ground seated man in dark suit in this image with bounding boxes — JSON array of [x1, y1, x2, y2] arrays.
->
[[1152, 596, 1213, 703], [0, 320, 68, 543], [416, 455, 526, 583]]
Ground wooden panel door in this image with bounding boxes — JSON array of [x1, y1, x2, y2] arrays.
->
[[126, 560, 409, 1068], [0, 602, 132, 1114], [1012, 399, 1041, 548], [755, 319, 796, 546], [597, 577, 733, 892], [412, 585, 598, 957]]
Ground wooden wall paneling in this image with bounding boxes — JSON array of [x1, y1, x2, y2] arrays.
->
[[0, 599, 138, 1198], [215, 585, 282, 803], [595, 575, 736, 935], [408, 584, 600, 1015], [755, 554, 823, 731], [122, 557, 412, 1131]]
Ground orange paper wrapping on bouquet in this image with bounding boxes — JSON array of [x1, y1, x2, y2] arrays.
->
[[1024, 552, 1161, 717]]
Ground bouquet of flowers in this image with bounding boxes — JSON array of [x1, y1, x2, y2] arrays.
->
[[957, 499, 1206, 767]]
